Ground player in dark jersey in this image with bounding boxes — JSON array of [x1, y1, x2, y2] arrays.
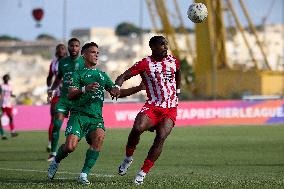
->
[[46, 44, 67, 152], [47, 38, 85, 161], [47, 42, 120, 185], [115, 36, 181, 184]]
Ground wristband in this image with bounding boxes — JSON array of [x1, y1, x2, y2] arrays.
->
[[176, 89, 181, 94], [114, 84, 121, 89], [81, 86, 86, 93]]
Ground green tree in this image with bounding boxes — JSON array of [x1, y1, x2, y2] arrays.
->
[[0, 35, 21, 41], [37, 34, 56, 41], [115, 22, 142, 36]]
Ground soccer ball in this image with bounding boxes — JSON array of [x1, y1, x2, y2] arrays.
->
[[187, 3, 208, 23]]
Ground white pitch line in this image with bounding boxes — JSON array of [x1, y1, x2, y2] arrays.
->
[[0, 167, 115, 177]]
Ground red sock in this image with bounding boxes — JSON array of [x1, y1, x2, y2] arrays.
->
[[141, 159, 154, 173], [126, 146, 135, 157], [9, 123, 14, 132]]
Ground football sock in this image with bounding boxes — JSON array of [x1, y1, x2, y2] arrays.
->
[[126, 146, 135, 157], [55, 145, 68, 163], [0, 127, 4, 136], [81, 148, 100, 175], [9, 123, 14, 132], [141, 159, 154, 173], [51, 119, 62, 153]]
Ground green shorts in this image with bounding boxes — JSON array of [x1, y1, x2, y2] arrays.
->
[[65, 112, 105, 144], [55, 97, 72, 116]]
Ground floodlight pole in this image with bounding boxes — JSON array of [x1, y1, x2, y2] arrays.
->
[[63, 0, 67, 42]]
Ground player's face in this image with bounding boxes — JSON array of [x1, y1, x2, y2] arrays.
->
[[85, 46, 99, 65], [68, 41, 80, 57], [56, 45, 67, 58], [152, 38, 168, 58]]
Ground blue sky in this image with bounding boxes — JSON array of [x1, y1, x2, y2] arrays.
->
[[0, 0, 282, 41]]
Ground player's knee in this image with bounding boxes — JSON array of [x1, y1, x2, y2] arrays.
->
[[65, 143, 77, 153], [132, 125, 145, 134]]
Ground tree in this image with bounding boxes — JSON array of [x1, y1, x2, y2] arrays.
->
[[36, 34, 56, 41], [115, 22, 142, 37], [0, 35, 21, 41]]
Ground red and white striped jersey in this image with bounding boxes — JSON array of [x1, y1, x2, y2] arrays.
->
[[128, 55, 180, 108], [1, 83, 13, 108], [48, 58, 61, 97]]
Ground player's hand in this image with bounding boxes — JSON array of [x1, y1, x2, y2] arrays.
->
[[86, 82, 100, 93], [110, 86, 120, 100], [47, 89, 54, 103]]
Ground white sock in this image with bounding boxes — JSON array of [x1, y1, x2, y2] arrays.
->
[[125, 156, 133, 161]]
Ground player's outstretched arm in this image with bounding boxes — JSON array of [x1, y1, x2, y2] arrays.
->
[[115, 70, 133, 88], [119, 82, 145, 98]]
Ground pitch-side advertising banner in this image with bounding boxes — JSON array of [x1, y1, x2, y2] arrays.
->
[[3, 100, 284, 131]]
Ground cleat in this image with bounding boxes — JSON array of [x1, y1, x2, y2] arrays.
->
[[11, 133, 19, 137], [48, 160, 59, 180], [78, 173, 91, 185], [1, 136, 7, 140], [47, 154, 55, 162], [134, 170, 146, 185], [118, 157, 133, 176]]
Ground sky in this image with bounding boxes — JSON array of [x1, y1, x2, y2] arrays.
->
[[0, 0, 283, 41]]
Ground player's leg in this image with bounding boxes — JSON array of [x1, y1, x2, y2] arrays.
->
[[118, 113, 153, 176], [6, 107, 18, 137], [48, 134, 79, 180], [48, 113, 80, 180], [48, 97, 69, 161], [79, 123, 105, 185], [47, 100, 56, 152], [0, 110, 7, 140], [134, 118, 174, 185]]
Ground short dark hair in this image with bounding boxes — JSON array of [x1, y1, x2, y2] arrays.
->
[[149, 36, 166, 47], [68, 37, 80, 45], [81, 42, 99, 54], [3, 74, 9, 81]]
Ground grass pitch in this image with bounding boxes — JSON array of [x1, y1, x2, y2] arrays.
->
[[0, 125, 283, 189]]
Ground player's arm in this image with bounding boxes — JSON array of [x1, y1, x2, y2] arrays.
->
[[176, 60, 181, 96], [115, 70, 133, 88], [68, 82, 100, 100], [46, 64, 54, 88], [119, 82, 145, 98]]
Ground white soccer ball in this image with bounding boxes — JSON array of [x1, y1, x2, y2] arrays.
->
[[187, 3, 208, 23]]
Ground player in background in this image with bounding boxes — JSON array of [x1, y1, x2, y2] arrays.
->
[[0, 86, 7, 140], [46, 44, 67, 152], [1, 74, 18, 137], [115, 36, 181, 185], [47, 38, 85, 161], [47, 42, 120, 184]]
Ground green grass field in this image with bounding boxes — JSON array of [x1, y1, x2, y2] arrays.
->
[[0, 125, 283, 189]]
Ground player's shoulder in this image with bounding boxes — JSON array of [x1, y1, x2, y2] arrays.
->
[[167, 54, 178, 61], [58, 56, 70, 65]]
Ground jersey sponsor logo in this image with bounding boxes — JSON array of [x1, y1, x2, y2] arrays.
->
[[99, 73, 104, 80], [57, 108, 66, 112], [63, 64, 68, 67]]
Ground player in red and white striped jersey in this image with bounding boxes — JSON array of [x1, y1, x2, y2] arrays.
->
[[46, 44, 67, 154], [115, 36, 181, 184]]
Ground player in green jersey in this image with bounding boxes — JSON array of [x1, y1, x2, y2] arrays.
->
[[47, 42, 120, 185], [47, 38, 85, 161]]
